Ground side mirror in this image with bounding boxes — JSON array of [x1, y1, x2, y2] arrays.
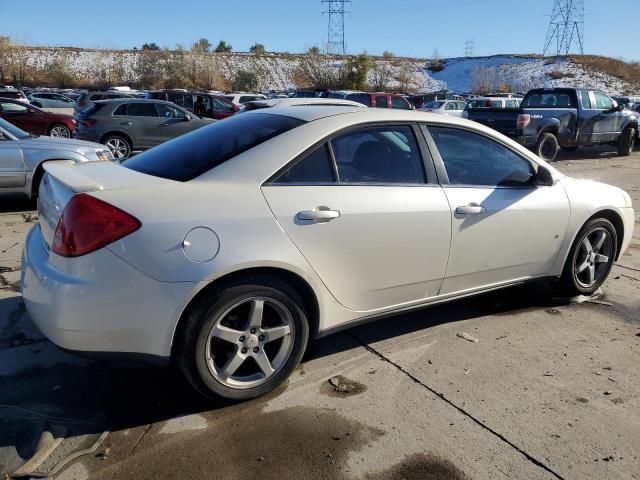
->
[[535, 166, 555, 187], [183, 115, 191, 122]]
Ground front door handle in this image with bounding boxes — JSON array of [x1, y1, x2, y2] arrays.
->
[[297, 207, 340, 222], [119, 122, 132, 126], [455, 204, 486, 215]]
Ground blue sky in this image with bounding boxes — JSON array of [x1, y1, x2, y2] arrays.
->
[[1, 0, 636, 60]]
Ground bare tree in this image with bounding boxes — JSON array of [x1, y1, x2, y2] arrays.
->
[[371, 51, 394, 91], [471, 65, 497, 94]]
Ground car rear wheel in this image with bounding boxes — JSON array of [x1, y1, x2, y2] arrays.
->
[[535, 133, 559, 162], [49, 124, 71, 138], [176, 279, 309, 402], [556, 218, 617, 297], [104, 135, 132, 160], [617, 126, 636, 156]]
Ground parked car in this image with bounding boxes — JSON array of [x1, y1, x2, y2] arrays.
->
[[145, 90, 239, 120], [0, 89, 29, 104], [408, 92, 460, 109], [0, 117, 112, 198], [0, 98, 76, 138], [22, 107, 634, 402], [241, 97, 367, 112], [74, 91, 136, 114], [516, 88, 640, 161], [223, 93, 267, 107], [419, 100, 467, 117], [613, 96, 640, 113], [327, 91, 412, 109], [28, 92, 76, 109], [74, 99, 215, 159], [463, 97, 522, 137]]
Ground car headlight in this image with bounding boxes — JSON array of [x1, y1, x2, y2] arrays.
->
[[96, 149, 113, 162]]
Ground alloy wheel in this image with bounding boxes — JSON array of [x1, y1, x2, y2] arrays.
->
[[574, 227, 613, 288], [50, 125, 70, 138], [105, 138, 130, 159], [204, 297, 294, 389]]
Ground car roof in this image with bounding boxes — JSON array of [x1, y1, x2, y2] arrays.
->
[[247, 98, 367, 109], [95, 98, 174, 105]]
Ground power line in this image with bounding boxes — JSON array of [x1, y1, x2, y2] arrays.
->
[[543, 0, 584, 56], [321, 0, 351, 56]]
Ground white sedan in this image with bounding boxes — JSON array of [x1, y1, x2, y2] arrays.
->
[[22, 107, 634, 401], [419, 100, 467, 117]]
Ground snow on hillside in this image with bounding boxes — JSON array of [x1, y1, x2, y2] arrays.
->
[[17, 48, 635, 95]]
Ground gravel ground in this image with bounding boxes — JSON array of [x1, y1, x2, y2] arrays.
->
[[1, 146, 638, 480]]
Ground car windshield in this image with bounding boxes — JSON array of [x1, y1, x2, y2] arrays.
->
[[0, 117, 30, 139], [424, 101, 445, 108], [124, 113, 305, 181]]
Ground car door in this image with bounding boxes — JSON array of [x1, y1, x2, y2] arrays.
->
[[262, 124, 452, 312], [123, 102, 162, 148], [0, 131, 26, 187], [586, 91, 620, 143], [155, 103, 199, 142], [425, 125, 570, 295]]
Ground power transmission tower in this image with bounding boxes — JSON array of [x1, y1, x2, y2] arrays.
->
[[464, 39, 474, 57], [543, 0, 584, 56], [321, 0, 351, 56]]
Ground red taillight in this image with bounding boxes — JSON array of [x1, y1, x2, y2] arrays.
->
[[79, 118, 96, 127], [52, 194, 141, 258], [517, 114, 531, 129]]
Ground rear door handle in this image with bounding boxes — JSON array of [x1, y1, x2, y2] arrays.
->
[[297, 207, 340, 222], [119, 122, 132, 126], [455, 204, 486, 215]]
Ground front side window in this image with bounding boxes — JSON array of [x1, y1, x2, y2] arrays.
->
[[330, 126, 425, 184], [579, 91, 591, 109], [391, 96, 410, 109], [157, 103, 188, 120], [124, 113, 304, 181], [429, 127, 535, 187], [274, 144, 336, 184], [593, 92, 613, 110]]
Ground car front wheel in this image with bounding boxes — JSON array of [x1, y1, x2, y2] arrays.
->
[[557, 218, 618, 297], [176, 278, 309, 402]]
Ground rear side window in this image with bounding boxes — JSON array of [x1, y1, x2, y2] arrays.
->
[[375, 96, 389, 108], [126, 103, 158, 117], [274, 144, 336, 184], [522, 92, 576, 108], [112, 104, 127, 116], [579, 91, 591, 109], [124, 113, 305, 181]]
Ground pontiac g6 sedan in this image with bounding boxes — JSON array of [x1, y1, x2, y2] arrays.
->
[[22, 106, 634, 401]]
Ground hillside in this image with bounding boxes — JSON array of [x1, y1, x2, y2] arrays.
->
[[0, 45, 637, 95]]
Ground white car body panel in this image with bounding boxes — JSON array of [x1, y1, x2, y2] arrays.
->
[[21, 108, 635, 359]]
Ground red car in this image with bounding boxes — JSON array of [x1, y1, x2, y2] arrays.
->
[[0, 98, 75, 137]]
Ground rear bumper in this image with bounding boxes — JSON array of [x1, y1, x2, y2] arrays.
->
[[21, 225, 196, 357]]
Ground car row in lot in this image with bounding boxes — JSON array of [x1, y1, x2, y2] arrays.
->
[[21, 105, 634, 402]]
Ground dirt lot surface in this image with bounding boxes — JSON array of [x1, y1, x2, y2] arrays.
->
[[1, 146, 639, 480]]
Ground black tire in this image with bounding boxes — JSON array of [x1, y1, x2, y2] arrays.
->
[[535, 132, 559, 161], [556, 218, 618, 297], [617, 126, 636, 157], [560, 146, 579, 152], [176, 277, 309, 402], [103, 134, 132, 160]]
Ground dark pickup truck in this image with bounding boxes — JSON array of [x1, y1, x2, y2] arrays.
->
[[463, 97, 521, 137], [515, 88, 639, 161]]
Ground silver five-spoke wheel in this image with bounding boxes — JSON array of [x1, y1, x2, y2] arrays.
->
[[574, 227, 613, 288], [49, 124, 71, 138], [205, 297, 294, 389], [105, 136, 130, 159]]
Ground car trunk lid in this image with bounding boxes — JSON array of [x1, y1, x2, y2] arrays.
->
[[38, 160, 170, 248]]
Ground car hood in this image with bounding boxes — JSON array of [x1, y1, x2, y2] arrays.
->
[[16, 135, 105, 152]]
